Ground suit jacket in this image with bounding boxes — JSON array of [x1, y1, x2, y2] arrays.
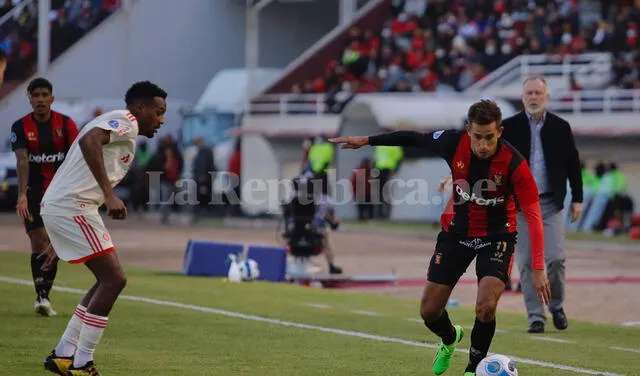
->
[[501, 111, 582, 211]]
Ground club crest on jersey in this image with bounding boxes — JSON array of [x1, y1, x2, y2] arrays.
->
[[120, 154, 131, 164], [455, 160, 465, 170], [55, 128, 63, 138], [108, 120, 119, 129], [27, 131, 36, 141], [434, 252, 442, 264], [492, 173, 503, 185]]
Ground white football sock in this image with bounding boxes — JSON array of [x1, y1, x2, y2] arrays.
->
[[73, 312, 109, 368], [54, 305, 86, 357]]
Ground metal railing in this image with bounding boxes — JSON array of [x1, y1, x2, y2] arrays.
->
[[547, 88, 640, 114], [465, 52, 613, 92], [247, 94, 331, 115]]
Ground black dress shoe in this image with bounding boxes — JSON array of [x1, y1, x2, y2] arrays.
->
[[551, 308, 569, 330], [528, 321, 544, 333]]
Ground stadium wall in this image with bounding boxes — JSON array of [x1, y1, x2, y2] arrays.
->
[[0, 0, 341, 144]]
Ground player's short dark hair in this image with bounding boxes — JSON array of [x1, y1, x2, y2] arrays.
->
[[467, 99, 502, 127], [27, 77, 53, 94], [125, 81, 167, 106]]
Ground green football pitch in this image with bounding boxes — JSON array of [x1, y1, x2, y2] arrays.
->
[[0, 252, 637, 376]]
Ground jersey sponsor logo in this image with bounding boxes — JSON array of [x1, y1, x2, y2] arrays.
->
[[455, 184, 505, 206], [108, 120, 119, 128], [10, 132, 16, 143], [28, 152, 66, 163], [433, 130, 444, 139], [458, 237, 491, 250]]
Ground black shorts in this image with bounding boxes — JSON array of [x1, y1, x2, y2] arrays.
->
[[427, 231, 515, 287], [23, 202, 44, 232]]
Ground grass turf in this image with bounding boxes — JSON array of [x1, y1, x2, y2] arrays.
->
[[0, 252, 637, 375]]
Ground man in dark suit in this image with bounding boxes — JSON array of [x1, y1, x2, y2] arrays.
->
[[501, 76, 583, 334]]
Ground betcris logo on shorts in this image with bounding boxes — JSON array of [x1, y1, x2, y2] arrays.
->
[[28, 152, 66, 163], [455, 184, 505, 206]]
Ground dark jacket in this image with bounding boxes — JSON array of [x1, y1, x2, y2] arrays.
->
[[501, 111, 583, 211]]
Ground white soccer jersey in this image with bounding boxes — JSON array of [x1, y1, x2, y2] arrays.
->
[[41, 110, 139, 215]]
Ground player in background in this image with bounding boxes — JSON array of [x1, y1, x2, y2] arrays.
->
[[0, 48, 7, 86], [330, 100, 551, 376], [10, 77, 79, 316], [39, 81, 167, 376]]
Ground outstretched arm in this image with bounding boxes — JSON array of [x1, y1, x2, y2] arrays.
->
[[79, 128, 127, 219], [330, 130, 457, 159]]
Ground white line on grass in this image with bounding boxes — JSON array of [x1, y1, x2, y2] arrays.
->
[[304, 303, 332, 309], [621, 321, 640, 327], [531, 337, 576, 344], [611, 347, 640, 355], [351, 310, 383, 316], [0, 276, 625, 376]]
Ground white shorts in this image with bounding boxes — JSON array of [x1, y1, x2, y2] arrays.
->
[[42, 212, 115, 264]]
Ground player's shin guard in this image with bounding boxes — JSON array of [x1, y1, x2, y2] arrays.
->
[[73, 313, 108, 368], [465, 317, 496, 372], [424, 309, 456, 345]]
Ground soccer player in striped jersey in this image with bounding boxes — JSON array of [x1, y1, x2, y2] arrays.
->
[[330, 99, 551, 375]]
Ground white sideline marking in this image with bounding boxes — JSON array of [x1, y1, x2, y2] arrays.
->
[[611, 347, 640, 355], [621, 321, 640, 327], [305, 303, 331, 309], [531, 337, 576, 344], [351, 310, 383, 316], [406, 318, 423, 323], [0, 276, 625, 376]]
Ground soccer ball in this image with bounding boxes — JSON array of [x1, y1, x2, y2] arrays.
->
[[476, 354, 518, 376]]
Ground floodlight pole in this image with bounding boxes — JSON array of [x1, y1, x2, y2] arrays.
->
[[37, 0, 51, 75], [245, 0, 274, 113]]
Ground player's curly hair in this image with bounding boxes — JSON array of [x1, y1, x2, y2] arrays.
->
[[125, 81, 167, 105], [467, 99, 502, 127]]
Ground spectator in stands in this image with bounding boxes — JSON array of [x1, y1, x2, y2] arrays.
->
[[287, 0, 640, 98]]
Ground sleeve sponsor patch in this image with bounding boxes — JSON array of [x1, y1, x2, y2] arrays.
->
[[10, 132, 16, 143], [108, 120, 119, 129], [433, 130, 444, 139]]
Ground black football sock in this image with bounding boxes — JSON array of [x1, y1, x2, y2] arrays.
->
[[465, 317, 496, 372], [31, 253, 57, 300], [424, 309, 456, 345]]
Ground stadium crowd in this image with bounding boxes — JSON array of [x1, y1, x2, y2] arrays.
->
[[0, 0, 120, 90], [289, 0, 640, 101]]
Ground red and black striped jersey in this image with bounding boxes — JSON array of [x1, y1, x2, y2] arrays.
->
[[10, 111, 79, 204], [369, 129, 540, 238]]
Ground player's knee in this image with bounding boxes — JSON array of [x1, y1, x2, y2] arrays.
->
[[103, 273, 127, 292], [475, 300, 497, 322], [420, 302, 443, 322]]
